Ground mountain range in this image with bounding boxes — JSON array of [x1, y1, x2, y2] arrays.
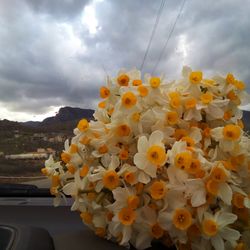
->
[[0, 106, 94, 132], [0, 106, 249, 132]]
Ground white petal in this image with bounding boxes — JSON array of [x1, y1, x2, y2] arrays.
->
[[189, 127, 202, 143], [210, 127, 223, 141], [220, 227, 240, 242], [95, 180, 103, 192], [191, 189, 206, 207], [143, 164, 157, 178], [138, 136, 149, 152], [110, 155, 120, 170], [218, 183, 232, 205], [120, 226, 132, 245], [138, 171, 150, 184], [149, 130, 164, 145], [217, 212, 237, 228], [63, 183, 75, 195], [134, 153, 147, 169], [208, 105, 224, 119], [211, 235, 224, 250], [112, 187, 127, 201], [135, 231, 152, 250], [244, 198, 250, 208]]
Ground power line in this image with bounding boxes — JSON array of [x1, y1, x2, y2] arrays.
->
[[152, 0, 187, 75], [140, 0, 167, 71]]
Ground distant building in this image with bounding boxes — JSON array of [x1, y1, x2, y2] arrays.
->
[[5, 152, 48, 160], [37, 148, 46, 153], [46, 148, 56, 154]]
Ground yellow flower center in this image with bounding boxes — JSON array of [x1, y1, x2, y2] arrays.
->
[[235, 242, 247, 250], [189, 71, 202, 84], [77, 119, 89, 132], [234, 80, 245, 90], [80, 164, 89, 177], [166, 111, 179, 125], [202, 219, 218, 236], [51, 175, 60, 187], [41, 167, 48, 175], [210, 166, 227, 182], [117, 74, 130, 86], [61, 152, 71, 163], [137, 85, 149, 97], [226, 73, 235, 85], [150, 77, 161, 88], [232, 192, 245, 209], [227, 90, 237, 100], [80, 136, 91, 145], [172, 208, 192, 230], [151, 223, 164, 239], [169, 92, 181, 109], [181, 136, 195, 147], [131, 112, 140, 122], [223, 110, 232, 121], [223, 124, 241, 141], [174, 129, 188, 140], [185, 97, 197, 109], [186, 159, 201, 175], [98, 144, 108, 154], [70, 144, 78, 154], [149, 181, 166, 200], [67, 164, 76, 174], [124, 171, 136, 185], [118, 207, 136, 225], [119, 149, 129, 160], [95, 227, 106, 238], [200, 92, 213, 104], [102, 170, 119, 190], [80, 211, 93, 224], [206, 178, 219, 196], [116, 124, 131, 137], [100, 86, 110, 98], [203, 79, 215, 86], [121, 92, 137, 108], [132, 79, 142, 86], [127, 195, 140, 209], [98, 101, 106, 109], [146, 145, 166, 166], [175, 152, 192, 170]]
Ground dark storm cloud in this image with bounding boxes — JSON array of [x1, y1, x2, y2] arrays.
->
[[25, 0, 91, 20], [0, 0, 250, 121]]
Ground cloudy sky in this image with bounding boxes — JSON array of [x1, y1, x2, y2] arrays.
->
[[0, 0, 250, 121]]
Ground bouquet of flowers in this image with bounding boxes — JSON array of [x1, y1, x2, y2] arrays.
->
[[42, 66, 250, 250]]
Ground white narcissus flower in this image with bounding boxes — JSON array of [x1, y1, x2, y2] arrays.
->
[[210, 124, 243, 152], [88, 155, 120, 192], [43, 67, 250, 249], [63, 169, 88, 211], [201, 211, 240, 250], [134, 130, 167, 183]]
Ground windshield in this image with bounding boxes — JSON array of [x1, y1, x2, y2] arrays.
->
[[0, 0, 250, 193]]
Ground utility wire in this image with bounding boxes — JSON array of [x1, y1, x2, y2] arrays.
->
[[152, 0, 187, 75], [140, 0, 167, 71]]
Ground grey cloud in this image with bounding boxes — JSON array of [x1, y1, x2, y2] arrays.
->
[[0, 0, 250, 121]]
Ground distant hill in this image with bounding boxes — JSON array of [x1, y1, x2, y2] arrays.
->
[[0, 107, 249, 133], [42, 106, 94, 125], [0, 107, 94, 132], [243, 111, 250, 132]]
